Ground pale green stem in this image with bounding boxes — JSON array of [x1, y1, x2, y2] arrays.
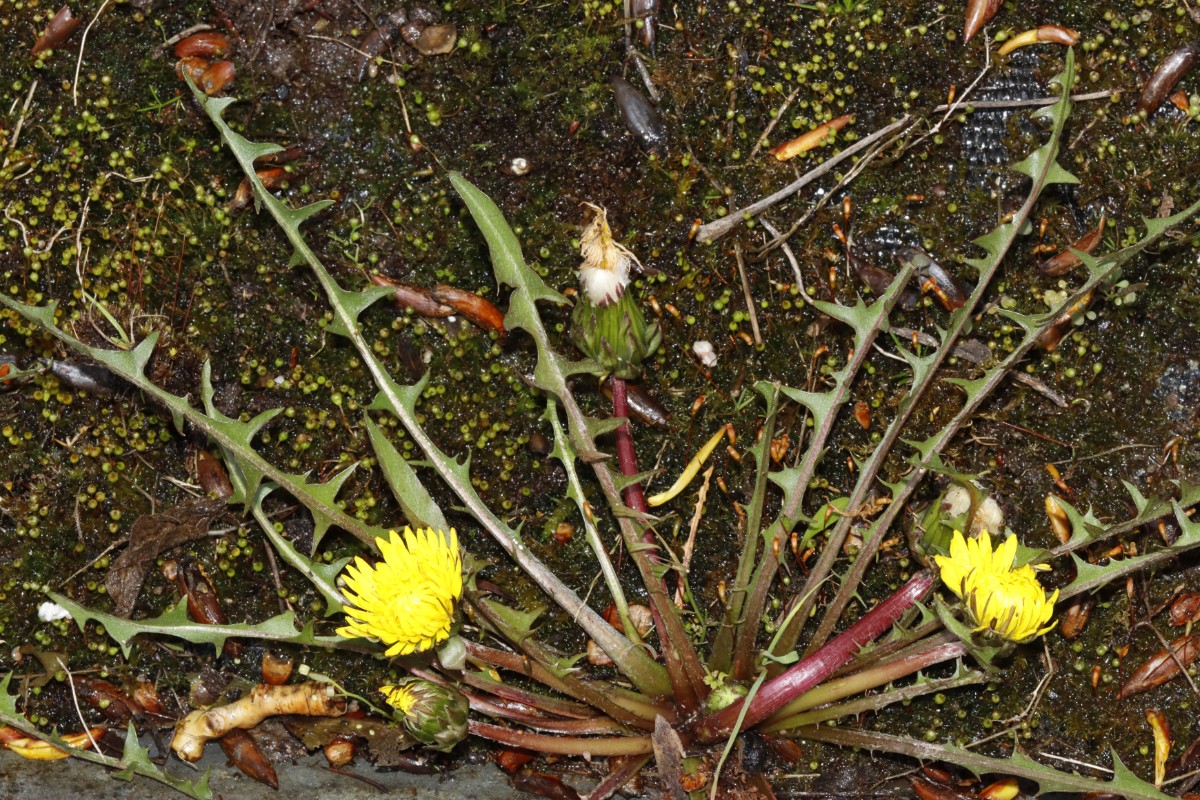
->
[[764, 669, 982, 733], [761, 637, 968, 731], [547, 402, 639, 645]]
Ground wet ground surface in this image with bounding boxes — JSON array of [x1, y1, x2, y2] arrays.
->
[[3, 745, 536, 799], [0, 0, 1199, 796]]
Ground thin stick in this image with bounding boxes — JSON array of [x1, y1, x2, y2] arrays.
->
[[304, 34, 405, 71], [1140, 619, 1200, 699], [159, 23, 214, 51], [749, 85, 801, 160], [734, 242, 762, 346], [4, 81, 38, 170], [1050, 442, 1154, 466], [57, 658, 101, 755], [59, 536, 127, 587], [629, 49, 659, 103], [759, 123, 907, 255], [933, 89, 1116, 112], [622, 0, 632, 56], [901, 42, 993, 157], [697, 115, 914, 243], [760, 218, 815, 304], [261, 531, 292, 614], [675, 465, 713, 607], [73, 0, 113, 107], [698, 91, 1114, 245], [1036, 752, 1113, 774]]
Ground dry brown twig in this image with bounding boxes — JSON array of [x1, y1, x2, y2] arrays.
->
[[695, 115, 915, 243]]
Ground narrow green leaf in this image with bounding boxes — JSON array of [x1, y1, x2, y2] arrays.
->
[[364, 414, 449, 531], [253, 485, 347, 616], [448, 172, 565, 307]]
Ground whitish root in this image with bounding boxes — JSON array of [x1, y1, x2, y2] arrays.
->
[[172, 681, 347, 762]]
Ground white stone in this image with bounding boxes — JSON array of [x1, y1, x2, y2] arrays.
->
[[37, 601, 70, 623], [693, 340, 718, 367]]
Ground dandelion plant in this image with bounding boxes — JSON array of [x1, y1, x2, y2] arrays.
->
[[1, 43, 1199, 800]]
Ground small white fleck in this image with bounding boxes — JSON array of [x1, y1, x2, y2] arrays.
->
[[510, 157, 530, 176], [38, 601, 70, 623], [693, 340, 718, 367], [274, 375, 285, 386]]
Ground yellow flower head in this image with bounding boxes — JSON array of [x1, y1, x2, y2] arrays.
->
[[934, 529, 1059, 643], [381, 683, 417, 716], [337, 527, 463, 656]]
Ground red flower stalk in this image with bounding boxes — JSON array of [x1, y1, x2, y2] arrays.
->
[[690, 570, 936, 743]]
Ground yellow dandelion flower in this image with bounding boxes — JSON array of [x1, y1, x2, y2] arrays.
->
[[935, 529, 1015, 599], [380, 683, 417, 716], [337, 527, 463, 656], [934, 529, 1058, 643]]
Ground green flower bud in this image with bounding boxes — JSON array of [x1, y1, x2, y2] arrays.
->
[[381, 679, 469, 752], [703, 681, 749, 714], [571, 291, 661, 380]]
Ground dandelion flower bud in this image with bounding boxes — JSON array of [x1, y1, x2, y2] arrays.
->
[[571, 203, 661, 379], [381, 679, 469, 752]]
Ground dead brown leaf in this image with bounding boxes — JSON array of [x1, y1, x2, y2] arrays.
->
[[1118, 632, 1200, 700], [279, 715, 421, 768], [105, 497, 225, 617]]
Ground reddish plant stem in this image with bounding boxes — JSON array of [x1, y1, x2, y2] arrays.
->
[[469, 721, 654, 756], [411, 666, 628, 735], [689, 570, 936, 743], [465, 641, 673, 721], [761, 636, 968, 731], [610, 375, 707, 711], [467, 694, 627, 735], [467, 599, 660, 729], [610, 377, 652, 536]]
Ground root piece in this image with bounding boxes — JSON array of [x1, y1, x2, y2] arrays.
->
[[172, 681, 347, 762]]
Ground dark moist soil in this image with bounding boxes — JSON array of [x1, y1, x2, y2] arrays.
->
[[0, 0, 1199, 796]]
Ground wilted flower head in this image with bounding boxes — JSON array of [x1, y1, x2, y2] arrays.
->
[[578, 202, 641, 306], [337, 527, 462, 656], [571, 203, 660, 379], [381, 678, 469, 752], [934, 529, 1058, 643]]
